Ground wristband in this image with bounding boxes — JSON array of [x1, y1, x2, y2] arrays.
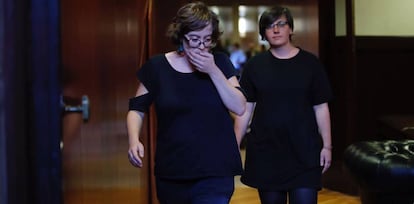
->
[[129, 94, 151, 112]]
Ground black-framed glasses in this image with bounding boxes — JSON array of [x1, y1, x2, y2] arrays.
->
[[266, 21, 289, 30], [184, 35, 215, 48]]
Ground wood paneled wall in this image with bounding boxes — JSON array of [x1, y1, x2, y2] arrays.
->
[[61, 0, 155, 203], [354, 37, 414, 140], [320, 5, 414, 153], [322, 36, 414, 192]]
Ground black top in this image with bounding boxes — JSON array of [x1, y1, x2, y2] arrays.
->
[[239, 49, 333, 189], [137, 52, 243, 179]]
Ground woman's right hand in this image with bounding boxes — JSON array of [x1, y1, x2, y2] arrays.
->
[[128, 141, 145, 168]]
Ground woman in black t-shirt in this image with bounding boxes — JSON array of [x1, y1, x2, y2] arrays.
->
[[126, 2, 246, 204], [234, 6, 333, 204]]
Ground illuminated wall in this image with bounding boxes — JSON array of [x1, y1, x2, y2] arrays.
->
[[336, 0, 414, 36]]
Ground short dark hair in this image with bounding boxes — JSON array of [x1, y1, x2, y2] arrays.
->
[[259, 6, 294, 40], [166, 1, 221, 46]]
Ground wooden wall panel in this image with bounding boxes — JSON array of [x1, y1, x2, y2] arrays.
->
[[354, 37, 414, 141], [318, 1, 414, 195], [149, 0, 188, 55], [61, 0, 151, 203], [327, 38, 414, 146]]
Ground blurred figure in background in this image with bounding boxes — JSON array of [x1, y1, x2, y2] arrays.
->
[[245, 42, 258, 61], [229, 42, 247, 77], [212, 39, 230, 56]]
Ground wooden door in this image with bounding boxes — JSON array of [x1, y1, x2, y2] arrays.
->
[[60, 0, 151, 203]]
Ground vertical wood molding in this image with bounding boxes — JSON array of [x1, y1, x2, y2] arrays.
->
[[344, 0, 358, 145]]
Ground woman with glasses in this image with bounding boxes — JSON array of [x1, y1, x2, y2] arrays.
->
[[234, 6, 333, 204], [126, 1, 246, 204]]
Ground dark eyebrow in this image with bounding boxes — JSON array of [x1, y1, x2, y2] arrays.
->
[[186, 34, 212, 39]]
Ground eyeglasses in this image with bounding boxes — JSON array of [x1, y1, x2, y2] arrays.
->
[[266, 21, 289, 30], [184, 35, 215, 48]]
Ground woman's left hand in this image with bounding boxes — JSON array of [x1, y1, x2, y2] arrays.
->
[[320, 147, 332, 173], [186, 49, 216, 74]]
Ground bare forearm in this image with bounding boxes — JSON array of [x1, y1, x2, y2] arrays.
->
[[314, 103, 332, 149], [126, 110, 144, 146], [234, 102, 254, 146], [209, 68, 246, 115]]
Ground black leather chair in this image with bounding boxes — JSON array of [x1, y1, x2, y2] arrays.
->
[[343, 140, 414, 204]]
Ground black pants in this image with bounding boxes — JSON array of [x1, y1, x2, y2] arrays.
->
[[258, 188, 318, 204], [156, 176, 234, 204]]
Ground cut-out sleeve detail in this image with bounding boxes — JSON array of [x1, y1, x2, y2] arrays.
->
[[128, 94, 152, 112]]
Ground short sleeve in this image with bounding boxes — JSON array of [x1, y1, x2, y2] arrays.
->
[[136, 58, 159, 95], [239, 62, 256, 102], [134, 56, 160, 108], [214, 52, 237, 79], [311, 62, 333, 105]]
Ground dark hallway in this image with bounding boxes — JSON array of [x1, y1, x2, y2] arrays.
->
[[1, 0, 413, 204]]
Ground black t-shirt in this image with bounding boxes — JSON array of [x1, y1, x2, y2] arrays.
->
[[137, 52, 243, 179], [239, 49, 333, 189]]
